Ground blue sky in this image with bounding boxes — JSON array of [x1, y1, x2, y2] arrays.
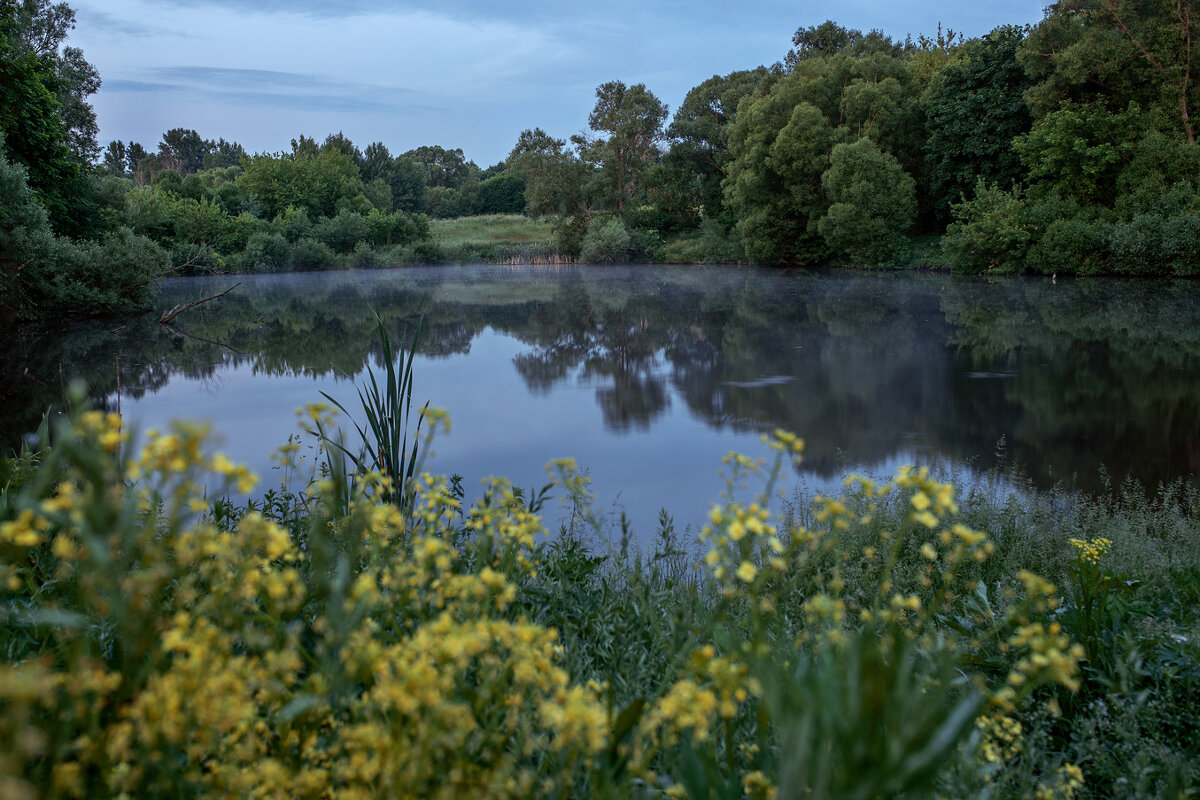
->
[[73, 0, 1050, 167]]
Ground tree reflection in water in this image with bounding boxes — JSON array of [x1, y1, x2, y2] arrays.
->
[[5, 266, 1199, 505]]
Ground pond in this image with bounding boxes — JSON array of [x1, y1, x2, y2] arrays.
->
[[5, 265, 1200, 544]]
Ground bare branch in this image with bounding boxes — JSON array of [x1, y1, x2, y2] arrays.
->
[[158, 282, 240, 324]]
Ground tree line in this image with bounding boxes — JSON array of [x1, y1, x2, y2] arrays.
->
[[4, 0, 1200, 326]]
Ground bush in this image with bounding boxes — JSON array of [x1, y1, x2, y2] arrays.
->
[[941, 181, 1033, 273], [240, 231, 291, 272], [580, 217, 633, 264], [1026, 213, 1110, 275], [0, 413, 1101, 799], [351, 239, 380, 268], [313, 209, 370, 254], [475, 173, 526, 215], [289, 237, 336, 270], [816, 138, 916, 266]]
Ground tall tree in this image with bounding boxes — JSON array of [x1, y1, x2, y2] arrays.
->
[[10, 0, 100, 161], [403, 145, 474, 189], [1021, 0, 1200, 144], [923, 26, 1034, 220], [102, 139, 127, 176], [322, 131, 362, 164], [574, 81, 667, 215], [202, 137, 245, 169], [664, 67, 768, 220], [158, 128, 207, 175], [508, 128, 592, 220], [0, 0, 93, 233], [816, 137, 916, 264], [785, 20, 903, 67]]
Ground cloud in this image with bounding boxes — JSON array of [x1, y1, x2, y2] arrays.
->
[[74, 4, 166, 36], [103, 66, 435, 115]]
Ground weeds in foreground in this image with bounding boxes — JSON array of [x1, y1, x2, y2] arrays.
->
[[1, 404, 1198, 798]]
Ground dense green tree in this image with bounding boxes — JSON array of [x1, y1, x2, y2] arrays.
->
[[101, 139, 128, 176], [126, 141, 148, 173], [290, 134, 320, 159], [403, 145, 474, 189], [359, 142, 427, 213], [475, 172, 525, 214], [1, 133, 169, 319], [816, 137, 916, 264], [1012, 102, 1145, 206], [507, 128, 593, 220], [202, 137, 245, 170], [723, 78, 839, 264], [785, 20, 903, 67], [923, 26, 1033, 220], [360, 141, 393, 184], [158, 128, 207, 175], [663, 67, 768, 221], [573, 81, 667, 215], [1021, 0, 1200, 144], [0, 0, 88, 234], [237, 148, 364, 220], [322, 131, 362, 164], [9, 0, 99, 161]]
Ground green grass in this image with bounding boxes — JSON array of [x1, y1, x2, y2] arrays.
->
[[430, 214, 556, 249]]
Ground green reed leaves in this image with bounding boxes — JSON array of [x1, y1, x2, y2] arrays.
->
[[318, 310, 426, 510]]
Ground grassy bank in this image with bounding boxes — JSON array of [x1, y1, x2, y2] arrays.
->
[[1, 404, 1197, 798], [427, 214, 563, 264]]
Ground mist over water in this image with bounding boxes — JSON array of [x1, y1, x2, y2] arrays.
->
[[6, 265, 1199, 542]]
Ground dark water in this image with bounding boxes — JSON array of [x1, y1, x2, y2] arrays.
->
[[5, 265, 1200, 540]]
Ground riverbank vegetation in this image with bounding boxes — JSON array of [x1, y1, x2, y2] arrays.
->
[[1, 395, 1198, 798], [6, 1, 1200, 327]]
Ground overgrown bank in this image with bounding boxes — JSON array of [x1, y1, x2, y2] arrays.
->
[[1, 399, 1197, 798]]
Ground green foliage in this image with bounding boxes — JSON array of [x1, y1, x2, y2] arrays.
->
[[724, 90, 837, 265], [403, 144, 475, 190], [940, 182, 1034, 273], [237, 148, 364, 220], [1025, 211, 1112, 276], [239, 231, 290, 272], [508, 128, 592, 221], [158, 127, 207, 175], [0, 0, 93, 236], [315, 312, 426, 510], [1020, 0, 1200, 144], [580, 217, 634, 264], [475, 172, 526, 215], [1014, 103, 1145, 207], [663, 68, 767, 223], [722, 43, 921, 266], [313, 209, 369, 254], [574, 81, 668, 216], [288, 237, 336, 270], [1, 138, 168, 319], [816, 138, 915, 265], [923, 26, 1033, 220]]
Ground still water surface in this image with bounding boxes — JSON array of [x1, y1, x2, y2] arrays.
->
[[6, 265, 1199, 542]]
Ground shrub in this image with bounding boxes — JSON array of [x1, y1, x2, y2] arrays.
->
[[289, 237, 336, 270], [240, 231, 291, 272], [580, 217, 633, 264], [313, 209, 370, 254], [0, 415, 1096, 800], [1026, 213, 1110, 275], [940, 181, 1032, 273], [351, 239, 380, 268]]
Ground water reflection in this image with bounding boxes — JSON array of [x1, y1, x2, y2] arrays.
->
[[5, 266, 1199, 536]]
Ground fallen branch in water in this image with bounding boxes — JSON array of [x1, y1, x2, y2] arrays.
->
[[158, 282, 240, 324], [158, 322, 243, 354]]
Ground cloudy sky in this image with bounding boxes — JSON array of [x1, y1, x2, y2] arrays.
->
[[72, 0, 1050, 167]]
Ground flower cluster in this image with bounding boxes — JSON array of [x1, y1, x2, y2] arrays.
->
[[1068, 536, 1112, 565]]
